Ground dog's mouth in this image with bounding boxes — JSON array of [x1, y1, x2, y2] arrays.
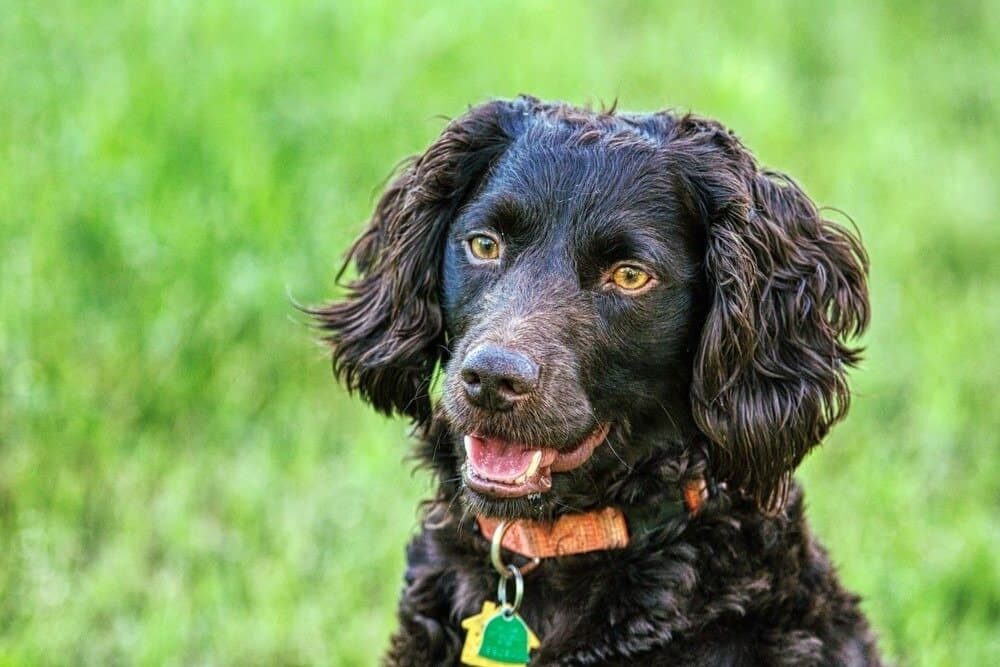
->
[[462, 423, 611, 498]]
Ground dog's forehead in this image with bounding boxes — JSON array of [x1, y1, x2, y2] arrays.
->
[[500, 133, 665, 208], [463, 130, 688, 251]]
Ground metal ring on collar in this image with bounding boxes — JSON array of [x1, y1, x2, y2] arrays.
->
[[490, 519, 542, 577], [496, 563, 524, 615], [490, 520, 514, 577]]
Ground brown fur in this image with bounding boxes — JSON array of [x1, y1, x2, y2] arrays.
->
[[311, 96, 880, 665]]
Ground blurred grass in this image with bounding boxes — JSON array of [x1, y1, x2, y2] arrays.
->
[[1, 1, 998, 664]]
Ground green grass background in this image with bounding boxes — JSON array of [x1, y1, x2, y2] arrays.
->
[[2, 1, 998, 664]]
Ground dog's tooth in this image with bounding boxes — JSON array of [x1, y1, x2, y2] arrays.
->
[[525, 450, 542, 477], [463, 435, 473, 455]]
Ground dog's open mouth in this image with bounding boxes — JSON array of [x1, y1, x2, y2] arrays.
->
[[463, 423, 611, 498]]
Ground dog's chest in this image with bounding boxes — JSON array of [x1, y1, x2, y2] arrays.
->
[[448, 552, 699, 665]]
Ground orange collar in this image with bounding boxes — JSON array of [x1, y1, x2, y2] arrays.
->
[[476, 477, 708, 561]]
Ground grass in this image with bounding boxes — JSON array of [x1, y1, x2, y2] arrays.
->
[[1, 1, 998, 664]]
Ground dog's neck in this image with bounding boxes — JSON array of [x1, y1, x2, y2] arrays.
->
[[474, 474, 709, 562]]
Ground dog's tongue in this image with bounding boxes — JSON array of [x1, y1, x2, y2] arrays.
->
[[464, 435, 544, 482]]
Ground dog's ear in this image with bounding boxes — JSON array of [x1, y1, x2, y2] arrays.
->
[[672, 116, 870, 512], [310, 100, 526, 426]]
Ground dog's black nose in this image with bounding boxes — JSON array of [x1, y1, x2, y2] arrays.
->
[[460, 344, 539, 411]]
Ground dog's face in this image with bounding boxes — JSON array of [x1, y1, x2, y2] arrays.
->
[[313, 97, 868, 516], [438, 136, 705, 516]]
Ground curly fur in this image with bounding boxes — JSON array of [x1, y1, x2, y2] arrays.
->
[[311, 96, 880, 665]]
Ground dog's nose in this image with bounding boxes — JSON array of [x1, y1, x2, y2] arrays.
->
[[460, 344, 539, 411]]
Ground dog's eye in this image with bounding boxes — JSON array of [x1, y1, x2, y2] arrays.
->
[[610, 265, 653, 291], [468, 235, 501, 261]]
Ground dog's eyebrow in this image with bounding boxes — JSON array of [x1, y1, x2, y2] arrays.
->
[[484, 195, 524, 224], [583, 216, 699, 282], [457, 192, 532, 236]]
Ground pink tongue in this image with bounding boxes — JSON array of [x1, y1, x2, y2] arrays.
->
[[465, 435, 539, 482]]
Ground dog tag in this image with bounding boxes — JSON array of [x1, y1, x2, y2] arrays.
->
[[461, 601, 540, 667]]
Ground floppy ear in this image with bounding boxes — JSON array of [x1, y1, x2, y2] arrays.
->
[[676, 117, 870, 511], [310, 100, 524, 426]]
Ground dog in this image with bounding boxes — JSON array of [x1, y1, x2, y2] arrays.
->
[[312, 96, 881, 665]]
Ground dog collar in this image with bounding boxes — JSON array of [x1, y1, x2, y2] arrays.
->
[[476, 476, 708, 561]]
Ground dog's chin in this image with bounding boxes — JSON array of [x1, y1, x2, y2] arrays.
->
[[461, 486, 555, 520], [457, 422, 611, 519]]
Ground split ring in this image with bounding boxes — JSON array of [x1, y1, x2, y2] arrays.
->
[[496, 563, 524, 614]]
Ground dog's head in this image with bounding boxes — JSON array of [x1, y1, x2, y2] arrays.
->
[[313, 97, 868, 517]]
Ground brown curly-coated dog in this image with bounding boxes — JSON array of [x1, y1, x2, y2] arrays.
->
[[313, 96, 881, 666]]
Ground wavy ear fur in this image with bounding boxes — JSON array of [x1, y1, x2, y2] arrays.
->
[[310, 100, 523, 426], [674, 116, 870, 511]]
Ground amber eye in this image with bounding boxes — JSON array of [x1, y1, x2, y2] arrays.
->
[[610, 265, 653, 291], [468, 234, 500, 260]]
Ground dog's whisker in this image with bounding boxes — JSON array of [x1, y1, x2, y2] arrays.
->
[[605, 437, 634, 473], [550, 498, 583, 514]]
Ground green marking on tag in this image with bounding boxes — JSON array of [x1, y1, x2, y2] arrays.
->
[[461, 601, 540, 667], [478, 609, 532, 663]]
